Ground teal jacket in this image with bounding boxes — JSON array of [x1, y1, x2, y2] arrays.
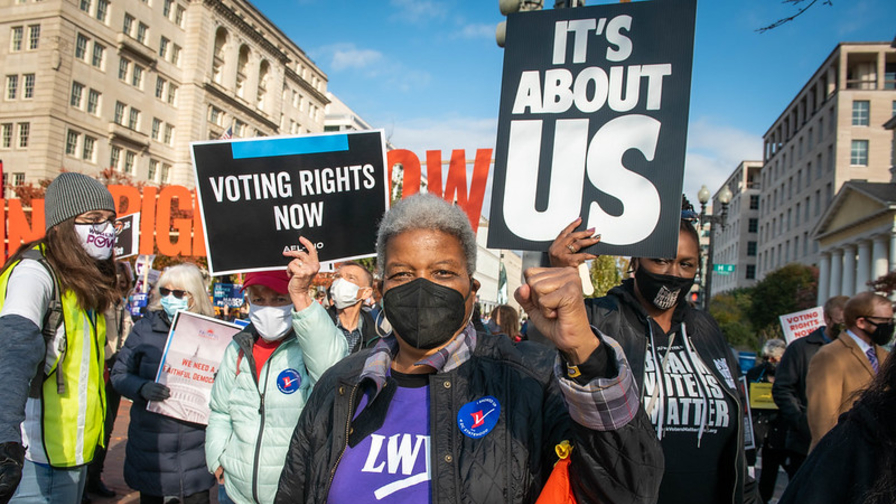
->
[[206, 302, 347, 504]]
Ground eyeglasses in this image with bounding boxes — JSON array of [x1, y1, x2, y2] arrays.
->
[[160, 288, 190, 299], [74, 220, 113, 232], [863, 316, 895, 325]]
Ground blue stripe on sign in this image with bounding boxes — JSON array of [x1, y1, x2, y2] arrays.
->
[[231, 135, 349, 159]]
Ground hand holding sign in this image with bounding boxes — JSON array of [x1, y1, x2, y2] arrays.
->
[[284, 236, 320, 311], [515, 267, 599, 365], [548, 217, 601, 268]]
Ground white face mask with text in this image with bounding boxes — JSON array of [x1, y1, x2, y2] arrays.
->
[[75, 221, 115, 260]]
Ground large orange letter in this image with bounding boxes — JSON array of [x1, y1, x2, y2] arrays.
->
[[156, 186, 193, 257], [108, 185, 142, 216], [444, 149, 491, 234], [140, 186, 157, 254], [386, 149, 421, 199], [8, 199, 45, 253], [425, 150, 443, 198]]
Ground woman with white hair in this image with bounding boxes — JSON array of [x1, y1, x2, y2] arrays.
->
[[274, 193, 662, 504], [111, 263, 217, 504], [746, 338, 787, 504]]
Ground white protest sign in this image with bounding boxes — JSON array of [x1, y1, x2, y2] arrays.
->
[[148, 311, 241, 424], [779, 306, 824, 345]]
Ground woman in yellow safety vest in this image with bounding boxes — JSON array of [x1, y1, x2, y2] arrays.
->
[[0, 172, 120, 504]]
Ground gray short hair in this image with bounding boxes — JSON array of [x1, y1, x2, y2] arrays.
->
[[761, 339, 786, 360], [376, 193, 477, 275], [147, 263, 215, 317]]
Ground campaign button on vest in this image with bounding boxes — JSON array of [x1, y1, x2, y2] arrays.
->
[[457, 396, 501, 439], [277, 368, 301, 394]]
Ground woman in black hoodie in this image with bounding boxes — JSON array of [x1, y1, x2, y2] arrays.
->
[[550, 199, 757, 504]]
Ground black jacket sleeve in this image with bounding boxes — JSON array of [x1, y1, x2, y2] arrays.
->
[[771, 342, 810, 439]]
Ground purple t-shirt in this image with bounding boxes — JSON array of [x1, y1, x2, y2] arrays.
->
[[327, 381, 431, 503]]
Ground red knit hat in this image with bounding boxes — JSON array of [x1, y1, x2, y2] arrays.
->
[[242, 270, 290, 295]]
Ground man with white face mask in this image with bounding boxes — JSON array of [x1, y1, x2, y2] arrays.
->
[[327, 261, 378, 353], [206, 237, 348, 504]]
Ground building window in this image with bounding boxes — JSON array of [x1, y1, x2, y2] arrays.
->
[[11, 27, 23, 52], [87, 89, 100, 114], [159, 36, 169, 58], [148, 159, 158, 180], [66, 130, 80, 156], [128, 108, 140, 130], [747, 241, 757, 257], [132, 65, 143, 88], [18, 122, 29, 148], [852, 100, 870, 126], [748, 218, 758, 233], [6, 75, 18, 100], [118, 58, 130, 80], [75, 33, 88, 59], [749, 194, 759, 210], [123, 14, 134, 36], [124, 150, 135, 174], [70, 81, 84, 107], [91, 43, 105, 68], [155, 77, 165, 99], [746, 265, 756, 280], [163, 123, 173, 144], [96, 0, 108, 22], [166, 83, 177, 105], [209, 106, 221, 125], [175, 5, 185, 27], [82, 136, 95, 161], [851, 140, 869, 166], [114, 101, 125, 124], [136, 23, 148, 44], [161, 163, 171, 183], [170, 44, 181, 66], [1, 123, 11, 148], [28, 25, 39, 50], [22, 73, 35, 98], [110, 146, 121, 169], [80, 0, 91, 12], [151, 118, 161, 140], [163, 0, 172, 17]]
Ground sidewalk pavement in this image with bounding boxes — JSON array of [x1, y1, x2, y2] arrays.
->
[[86, 400, 219, 504]]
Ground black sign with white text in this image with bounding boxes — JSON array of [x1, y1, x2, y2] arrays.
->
[[191, 131, 389, 276], [487, 0, 697, 258]]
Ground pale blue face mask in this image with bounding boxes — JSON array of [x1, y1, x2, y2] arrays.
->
[[160, 294, 190, 318]]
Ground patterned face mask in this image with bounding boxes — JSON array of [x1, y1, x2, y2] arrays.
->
[[634, 264, 695, 311]]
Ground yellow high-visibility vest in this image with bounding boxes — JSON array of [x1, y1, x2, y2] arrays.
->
[[0, 247, 106, 467]]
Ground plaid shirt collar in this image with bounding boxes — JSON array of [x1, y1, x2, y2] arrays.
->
[[359, 323, 478, 397]]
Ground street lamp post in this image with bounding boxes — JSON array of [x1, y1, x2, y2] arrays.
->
[[697, 184, 732, 310]]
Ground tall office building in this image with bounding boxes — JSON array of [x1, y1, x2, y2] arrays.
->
[[1, 0, 329, 189], [708, 160, 763, 294], [757, 42, 896, 279]]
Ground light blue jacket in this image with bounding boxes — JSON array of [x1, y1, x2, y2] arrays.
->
[[205, 302, 347, 504]]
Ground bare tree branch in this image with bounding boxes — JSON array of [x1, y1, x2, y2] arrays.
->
[[757, 0, 833, 33]]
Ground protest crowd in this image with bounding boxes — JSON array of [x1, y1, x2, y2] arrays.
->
[[0, 172, 893, 504]]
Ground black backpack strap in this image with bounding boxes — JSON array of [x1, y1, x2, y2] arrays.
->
[[21, 249, 66, 398]]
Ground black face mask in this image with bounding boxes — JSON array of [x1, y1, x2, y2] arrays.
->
[[634, 263, 695, 311], [865, 319, 895, 346], [828, 322, 844, 339], [383, 278, 470, 350]]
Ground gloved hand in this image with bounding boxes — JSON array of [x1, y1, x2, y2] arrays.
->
[[0, 442, 26, 504], [140, 382, 171, 402]]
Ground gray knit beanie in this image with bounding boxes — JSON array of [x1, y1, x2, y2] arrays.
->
[[44, 172, 116, 230]]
